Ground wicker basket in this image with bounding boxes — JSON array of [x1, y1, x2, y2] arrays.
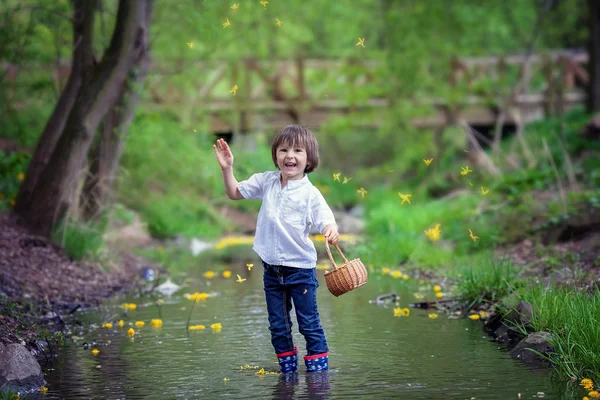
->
[[323, 241, 368, 297]]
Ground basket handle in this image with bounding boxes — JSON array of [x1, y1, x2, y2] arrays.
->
[[324, 240, 350, 270]]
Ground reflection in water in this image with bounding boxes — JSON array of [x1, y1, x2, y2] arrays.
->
[[43, 266, 561, 399]]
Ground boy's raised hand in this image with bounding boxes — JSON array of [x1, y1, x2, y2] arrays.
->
[[213, 138, 234, 170]]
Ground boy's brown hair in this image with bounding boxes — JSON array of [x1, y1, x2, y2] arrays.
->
[[271, 125, 319, 173]]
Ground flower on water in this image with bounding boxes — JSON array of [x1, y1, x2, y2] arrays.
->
[[381, 267, 391, 275], [241, 364, 260, 369], [188, 292, 209, 301], [121, 303, 137, 310], [210, 323, 222, 329], [435, 292, 444, 299], [468, 314, 480, 320], [223, 377, 230, 382], [433, 285, 441, 292], [204, 271, 215, 279], [92, 349, 100, 356], [17, 172, 25, 181], [390, 270, 402, 279], [428, 313, 438, 319], [151, 319, 163, 327], [393, 307, 410, 317], [127, 328, 135, 337], [424, 224, 441, 241], [581, 378, 594, 390], [222, 270, 232, 278], [135, 321, 145, 328], [256, 368, 266, 375], [103, 322, 113, 329], [39, 387, 48, 394], [118, 320, 124, 328]]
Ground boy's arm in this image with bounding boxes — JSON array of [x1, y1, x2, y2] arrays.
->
[[222, 168, 244, 200]]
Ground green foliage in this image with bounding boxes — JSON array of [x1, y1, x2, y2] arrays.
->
[[514, 285, 600, 380], [454, 256, 521, 306], [51, 218, 106, 261], [0, 151, 29, 210]]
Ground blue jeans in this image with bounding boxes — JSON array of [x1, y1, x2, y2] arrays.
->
[[262, 261, 328, 356]]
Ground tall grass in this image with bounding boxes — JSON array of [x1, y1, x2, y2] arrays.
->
[[454, 256, 521, 306], [516, 285, 600, 380], [52, 219, 106, 261]]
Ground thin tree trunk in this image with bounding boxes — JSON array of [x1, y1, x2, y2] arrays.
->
[[587, 0, 600, 112], [16, 0, 95, 207], [17, 0, 151, 237], [81, 15, 152, 221]]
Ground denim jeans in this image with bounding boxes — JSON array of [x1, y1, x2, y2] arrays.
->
[[262, 261, 328, 356]]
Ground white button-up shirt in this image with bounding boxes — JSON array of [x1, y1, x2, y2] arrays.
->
[[238, 171, 336, 269]]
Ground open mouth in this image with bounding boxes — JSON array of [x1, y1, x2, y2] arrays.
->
[[284, 163, 296, 168]]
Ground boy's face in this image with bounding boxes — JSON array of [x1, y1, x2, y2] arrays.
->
[[276, 141, 308, 180]]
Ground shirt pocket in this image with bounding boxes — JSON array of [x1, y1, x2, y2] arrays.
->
[[281, 200, 307, 227]]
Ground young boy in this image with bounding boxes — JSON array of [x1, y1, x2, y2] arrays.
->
[[213, 124, 339, 373]]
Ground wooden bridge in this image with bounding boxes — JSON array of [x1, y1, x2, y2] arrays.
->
[[146, 49, 589, 133]]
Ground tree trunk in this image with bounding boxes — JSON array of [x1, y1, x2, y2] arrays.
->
[[587, 0, 600, 112], [16, 0, 151, 237], [16, 0, 95, 208], [81, 20, 152, 220]]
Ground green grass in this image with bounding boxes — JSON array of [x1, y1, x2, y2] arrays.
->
[[514, 285, 600, 380], [51, 218, 106, 261]]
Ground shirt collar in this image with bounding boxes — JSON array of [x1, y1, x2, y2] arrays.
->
[[278, 171, 310, 189]]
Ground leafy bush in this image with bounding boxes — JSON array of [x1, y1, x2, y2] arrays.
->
[[0, 151, 30, 210]]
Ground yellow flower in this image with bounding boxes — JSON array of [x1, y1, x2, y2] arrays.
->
[[231, 3, 239, 10], [92, 349, 100, 356], [275, 18, 282, 27], [357, 187, 368, 198], [381, 267, 391, 275], [423, 158, 433, 166], [433, 285, 442, 292], [156, 299, 165, 305], [128, 328, 135, 337], [460, 166, 473, 176], [316, 263, 329, 270], [236, 274, 247, 283], [121, 303, 137, 310], [468, 314, 480, 320], [435, 292, 444, 299], [135, 321, 145, 328], [186, 41, 194, 49], [39, 387, 48, 394], [151, 319, 163, 327], [188, 292, 209, 301], [581, 378, 594, 390], [256, 368, 266, 375], [260, 0, 268, 8], [17, 172, 25, 181], [589, 391, 600, 399], [401, 308, 410, 317], [402, 274, 409, 280], [583, 397, 590, 400], [222, 270, 232, 278], [414, 293, 424, 300], [210, 323, 222, 329], [229, 84, 238, 96], [223, 17, 231, 28], [247, 263, 254, 271], [428, 313, 438, 319], [424, 224, 441, 241], [224, 377, 230, 382], [398, 192, 412, 205], [390, 270, 402, 279], [118, 320, 124, 327], [333, 172, 341, 182], [479, 311, 489, 319], [103, 322, 113, 329], [469, 229, 479, 242], [481, 186, 489, 195], [356, 37, 365, 48], [342, 176, 352, 184], [204, 271, 215, 279], [393, 307, 410, 317]]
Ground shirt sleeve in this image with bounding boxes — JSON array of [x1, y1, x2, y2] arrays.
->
[[310, 187, 337, 233], [238, 172, 268, 200]]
